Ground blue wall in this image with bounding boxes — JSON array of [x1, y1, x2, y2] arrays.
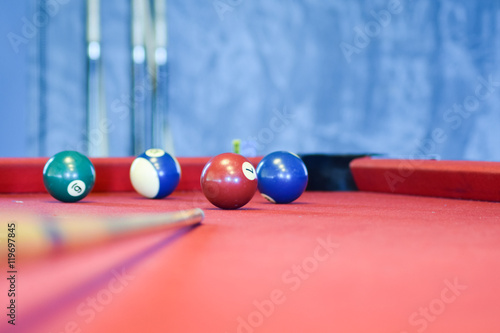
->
[[1, 0, 500, 160], [0, 1, 29, 157]]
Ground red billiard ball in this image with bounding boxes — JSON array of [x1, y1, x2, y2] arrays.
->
[[200, 153, 258, 209]]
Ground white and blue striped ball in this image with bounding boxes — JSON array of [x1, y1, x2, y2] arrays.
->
[[130, 148, 181, 199]]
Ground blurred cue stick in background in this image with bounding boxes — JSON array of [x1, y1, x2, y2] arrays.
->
[[29, 0, 48, 156], [131, 0, 152, 155], [1, 208, 204, 260], [86, 0, 108, 157], [132, 0, 174, 155], [152, 0, 175, 155]]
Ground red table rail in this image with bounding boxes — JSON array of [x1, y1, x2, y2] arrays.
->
[[0, 157, 262, 193], [351, 157, 500, 202]]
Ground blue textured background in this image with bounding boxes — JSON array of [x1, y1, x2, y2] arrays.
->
[[1, 0, 499, 159]]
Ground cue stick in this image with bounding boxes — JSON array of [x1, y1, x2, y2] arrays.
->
[[131, 0, 152, 154], [34, 0, 48, 156], [152, 0, 175, 155], [86, 0, 108, 157], [4, 208, 204, 260], [143, 0, 157, 149], [143, 0, 157, 79]]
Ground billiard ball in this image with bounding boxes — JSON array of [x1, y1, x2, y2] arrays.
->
[[130, 148, 181, 199], [200, 153, 258, 209], [43, 151, 96, 202], [256, 151, 308, 204]]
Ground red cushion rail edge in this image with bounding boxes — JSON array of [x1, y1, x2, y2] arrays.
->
[[0, 157, 263, 194], [350, 157, 500, 202]]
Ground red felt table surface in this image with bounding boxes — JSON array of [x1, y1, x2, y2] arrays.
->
[[1, 191, 500, 333]]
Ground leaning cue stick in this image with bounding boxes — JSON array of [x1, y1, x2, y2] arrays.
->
[[153, 0, 175, 155], [3, 208, 203, 259], [86, 0, 108, 157], [34, 0, 48, 156], [131, 0, 151, 154], [143, 0, 157, 150]]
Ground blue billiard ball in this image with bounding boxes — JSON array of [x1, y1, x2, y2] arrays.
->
[[130, 148, 181, 199], [256, 151, 308, 204]]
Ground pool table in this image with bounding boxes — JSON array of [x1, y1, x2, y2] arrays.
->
[[1, 156, 500, 333]]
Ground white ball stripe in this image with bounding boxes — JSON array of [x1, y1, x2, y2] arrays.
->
[[130, 158, 160, 198]]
